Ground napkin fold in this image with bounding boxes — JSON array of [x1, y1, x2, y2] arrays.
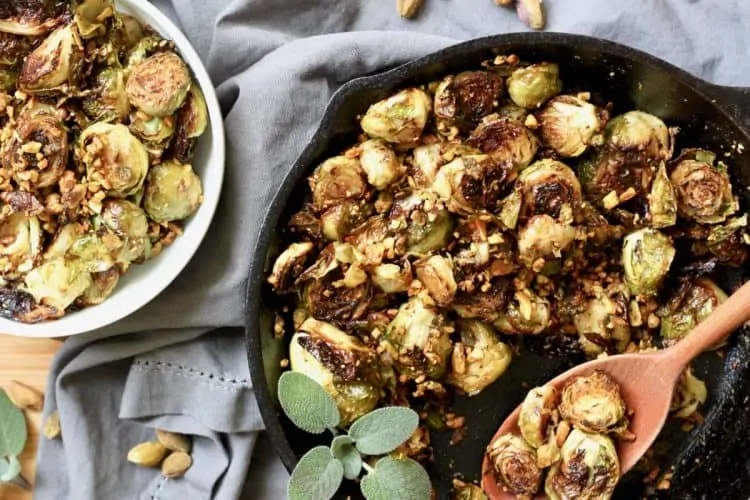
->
[[32, 0, 750, 499]]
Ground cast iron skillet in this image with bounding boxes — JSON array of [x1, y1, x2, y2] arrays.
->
[[245, 33, 750, 499]]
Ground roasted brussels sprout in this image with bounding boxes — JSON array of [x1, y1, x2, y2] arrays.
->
[[559, 370, 628, 435], [320, 200, 371, 241], [370, 262, 412, 294], [79, 123, 149, 197], [18, 24, 83, 94], [452, 278, 510, 323], [125, 35, 163, 67], [518, 384, 558, 448], [671, 366, 707, 419], [507, 62, 562, 109], [494, 288, 551, 335], [309, 156, 367, 212], [74, 0, 114, 40], [605, 111, 671, 160], [67, 233, 116, 273], [0, 2, 68, 36], [648, 161, 677, 228], [516, 159, 582, 219], [410, 141, 481, 188], [129, 113, 175, 151], [21, 258, 92, 312], [466, 116, 539, 171], [360, 88, 432, 144], [434, 71, 503, 135], [79, 267, 119, 306], [383, 293, 453, 380], [669, 149, 738, 224], [706, 214, 748, 266], [126, 51, 191, 117], [538, 95, 605, 157], [545, 429, 620, 500], [290, 318, 382, 425], [390, 190, 455, 255], [415, 254, 457, 306], [516, 215, 576, 269], [0, 213, 42, 279], [302, 269, 372, 325], [573, 284, 631, 356], [100, 198, 150, 264], [451, 479, 488, 500], [358, 139, 404, 189], [82, 67, 130, 122], [660, 277, 728, 348], [486, 434, 543, 497], [0, 32, 37, 68], [432, 154, 511, 214], [622, 228, 675, 296], [447, 319, 512, 395], [143, 160, 203, 222]]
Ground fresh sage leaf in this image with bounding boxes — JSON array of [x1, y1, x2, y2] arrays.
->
[[330, 435, 354, 458], [288, 446, 344, 500], [0, 455, 21, 483], [278, 372, 340, 434], [0, 389, 27, 457], [331, 435, 362, 480], [348, 406, 419, 456], [360, 456, 432, 500]]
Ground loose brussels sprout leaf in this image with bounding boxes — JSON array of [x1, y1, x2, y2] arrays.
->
[[518, 384, 558, 448], [486, 434, 542, 497], [320, 200, 372, 241], [0, 213, 42, 279], [370, 262, 412, 294], [359, 139, 404, 189], [516, 214, 576, 269], [360, 88, 432, 144], [466, 116, 539, 171], [384, 293, 453, 380], [82, 67, 130, 122], [494, 288, 551, 335], [432, 155, 510, 214], [309, 156, 367, 212], [143, 160, 203, 222], [290, 319, 382, 425], [79, 267, 119, 306], [538, 95, 605, 157], [21, 258, 92, 312], [545, 429, 620, 500], [661, 277, 728, 348], [670, 366, 707, 419], [18, 24, 83, 94], [516, 159, 582, 219], [434, 71, 503, 135], [604, 110, 671, 160], [447, 319, 512, 395], [622, 228, 675, 296], [559, 370, 628, 435], [573, 284, 631, 356], [415, 254, 457, 306], [648, 161, 677, 228], [669, 148, 738, 224], [74, 0, 115, 40], [126, 51, 191, 117], [507, 62, 562, 109], [79, 122, 149, 197]]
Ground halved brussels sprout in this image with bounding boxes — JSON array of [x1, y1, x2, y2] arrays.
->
[[18, 24, 83, 94], [518, 384, 558, 448], [358, 139, 404, 189], [605, 110, 671, 160], [573, 284, 631, 356], [129, 113, 175, 146], [0, 213, 42, 279], [390, 191, 455, 255], [43, 223, 82, 261], [309, 156, 367, 212], [432, 154, 510, 214], [143, 160, 203, 222], [466, 116, 539, 171], [434, 71, 503, 134], [661, 277, 728, 348], [82, 67, 130, 122], [486, 434, 542, 497], [453, 278, 510, 323], [384, 293, 453, 380], [516, 215, 576, 269], [68, 233, 116, 273], [622, 228, 675, 297], [169, 83, 208, 164], [21, 258, 92, 312], [494, 288, 551, 335], [290, 318, 382, 425], [507, 62, 562, 109], [410, 141, 481, 188], [79, 123, 149, 197], [0, 5, 67, 37], [537, 95, 605, 157], [111, 13, 144, 50], [100, 198, 152, 265], [545, 429, 620, 500], [79, 267, 120, 306], [669, 149, 738, 224], [302, 270, 372, 325], [370, 262, 412, 294], [707, 214, 748, 266], [559, 370, 628, 435], [0, 32, 37, 68], [670, 366, 707, 419], [648, 161, 677, 228], [320, 200, 372, 241], [126, 51, 191, 117], [360, 88, 432, 144], [74, 0, 115, 40], [415, 254, 457, 306], [447, 319, 512, 395], [516, 159, 582, 219]]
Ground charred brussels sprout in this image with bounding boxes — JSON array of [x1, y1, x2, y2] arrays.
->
[[669, 149, 738, 224], [538, 95, 605, 157], [358, 139, 404, 189], [125, 35, 163, 67], [384, 293, 453, 380], [0, 213, 42, 279], [516, 159, 582, 219], [267, 242, 314, 292], [169, 83, 208, 164], [453, 278, 510, 323], [370, 262, 412, 294], [447, 319, 512, 395], [432, 154, 511, 214], [83, 67, 130, 122], [707, 215, 749, 266], [451, 479, 488, 500], [309, 156, 367, 212], [126, 51, 191, 117], [290, 318, 382, 425], [466, 116, 539, 171], [559, 370, 628, 435], [21, 258, 92, 312], [648, 161, 677, 228], [507, 62, 562, 109], [494, 288, 551, 335], [390, 190, 455, 255], [605, 110, 671, 160], [18, 24, 83, 94], [320, 200, 371, 241], [516, 215, 576, 269], [660, 277, 728, 348], [573, 284, 631, 356], [410, 141, 481, 188], [0, 32, 37, 68], [79, 123, 149, 197], [101, 199, 150, 264], [0, 1, 68, 36], [486, 434, 543, 497], [415, 254, 457, 306], [518, 384, 558, 449], [143, 160, 203, 222], [302, 267, 372, 324], [110, 13, 144, 50], [360, 88, 431, 144], [79, 267, 120, 306], [545, 429, 620, 500], [622, 228, 675, 297], [434, 71, 503, 135]]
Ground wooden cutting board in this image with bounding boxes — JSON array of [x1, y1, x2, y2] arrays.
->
[[0, 334, 62, 500]]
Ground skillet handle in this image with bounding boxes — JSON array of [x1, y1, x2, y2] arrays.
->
[[708, 85, 750, 129]]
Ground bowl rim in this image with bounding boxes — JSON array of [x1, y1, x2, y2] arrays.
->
[[1, 0, 226, 338], [244, 31, 750, 475]]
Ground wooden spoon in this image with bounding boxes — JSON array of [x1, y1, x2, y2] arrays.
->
[[481, 280, 750, 499]]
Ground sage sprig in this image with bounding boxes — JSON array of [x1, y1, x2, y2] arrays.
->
[[277, 371, 431, 500], [0, 388, 29, 487]]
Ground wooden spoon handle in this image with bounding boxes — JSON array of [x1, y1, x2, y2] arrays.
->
[[664, 280, 750, 374]]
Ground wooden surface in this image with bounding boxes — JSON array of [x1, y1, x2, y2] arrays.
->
[[0, 334, 62, 500]]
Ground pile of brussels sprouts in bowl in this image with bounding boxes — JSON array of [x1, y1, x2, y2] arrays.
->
[[266, 53, 749, 497], [0, 0, 208, 324]]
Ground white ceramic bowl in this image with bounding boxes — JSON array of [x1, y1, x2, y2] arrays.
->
[[1, 0, 225, 337]]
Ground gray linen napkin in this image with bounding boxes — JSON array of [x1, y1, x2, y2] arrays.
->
[[32, 1, 750, 499]]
